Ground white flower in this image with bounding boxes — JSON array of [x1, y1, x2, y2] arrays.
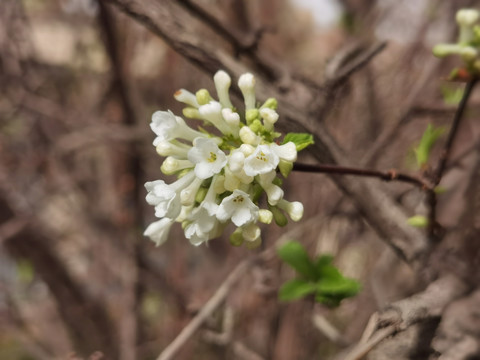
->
[[151, 110, 206, 145], [188, 137, 227, 179], [243, 144, 279, 176], [217, 189, 259, 226], [144, 218, 174, 246], [238, 73, 256, 110], [185, 207, 215, 245], [214, 70, 233, 108], [145, 171, 195, 219]]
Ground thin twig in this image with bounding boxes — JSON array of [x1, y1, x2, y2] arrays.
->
[[293, 163, 429, 188], [326, 42, 387, 90], [433, 79, 478, 184], [157, 257, 254, 360], [427, 78, 477, 240]]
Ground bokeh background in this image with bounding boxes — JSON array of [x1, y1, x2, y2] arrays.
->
[[1, 0, 479, 359]]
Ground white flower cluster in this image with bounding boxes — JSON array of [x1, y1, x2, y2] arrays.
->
[[144, 70, 304, 248]]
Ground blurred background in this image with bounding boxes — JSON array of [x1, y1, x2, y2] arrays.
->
[[0, 0, 478, 359]]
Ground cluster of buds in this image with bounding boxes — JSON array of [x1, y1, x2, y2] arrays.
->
[[433, 9, 480, 73], [144, 70, 308, 248]]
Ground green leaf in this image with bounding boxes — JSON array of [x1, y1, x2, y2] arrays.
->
[[317, 277, 361, 296], [441, 84, 464, 105], [277, 241, 317, 280], [407, 215, 429, 228], [282, 133, 314, 151], [414, 124, 445, 167], [279, 279, 317, 301], [314, 255, 361, 306]]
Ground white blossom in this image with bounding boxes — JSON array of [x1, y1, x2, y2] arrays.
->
[[144, 218, 174, 246], [217, 189, 259, 227], [151, 110, 207, 145], [188, 137, 227, 179], [243, 144, 279, 176]]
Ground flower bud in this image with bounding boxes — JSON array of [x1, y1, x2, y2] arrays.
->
[[180, 177, 203, 206], [214, 70, 233, 108], [260, 108, 279, 131], [261, 97, 278, 110], [239, 126, 260, 145], [156, 141, 190, 158], [249, 119, 264, 134], [238, 73, 256, 110], [161, 157, 194, 175], [246, 109, 259, 125], [258, 209, 273, 224], [196, 89, 212, 105], [222, 108, 240, 127], [183, 107, 200, 119], [230, 228, 244, 246], [278, 199, 304, 221], [242, 223, 261, 242], [174, 89, 199, 108]]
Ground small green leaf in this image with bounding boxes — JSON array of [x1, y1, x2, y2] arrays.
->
[[407, 215, 429, 228], [414, 124, 445, 167], [317, 277, 361, 296], [279, 279, 317, 301], [441, 84, 464, 105], [282, 133, 314, 151], [277, 241, 317, 280]]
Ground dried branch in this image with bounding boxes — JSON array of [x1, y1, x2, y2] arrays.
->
[[156, 257, 254, 360], [342, 274, 470, 360]]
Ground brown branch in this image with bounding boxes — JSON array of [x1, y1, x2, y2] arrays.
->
[[156, 257, 255, 360], [293, 163, 429, 188], [433, 79, 478, 185], [342, 274, 470, 360], [426, 79, 478, 240]]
